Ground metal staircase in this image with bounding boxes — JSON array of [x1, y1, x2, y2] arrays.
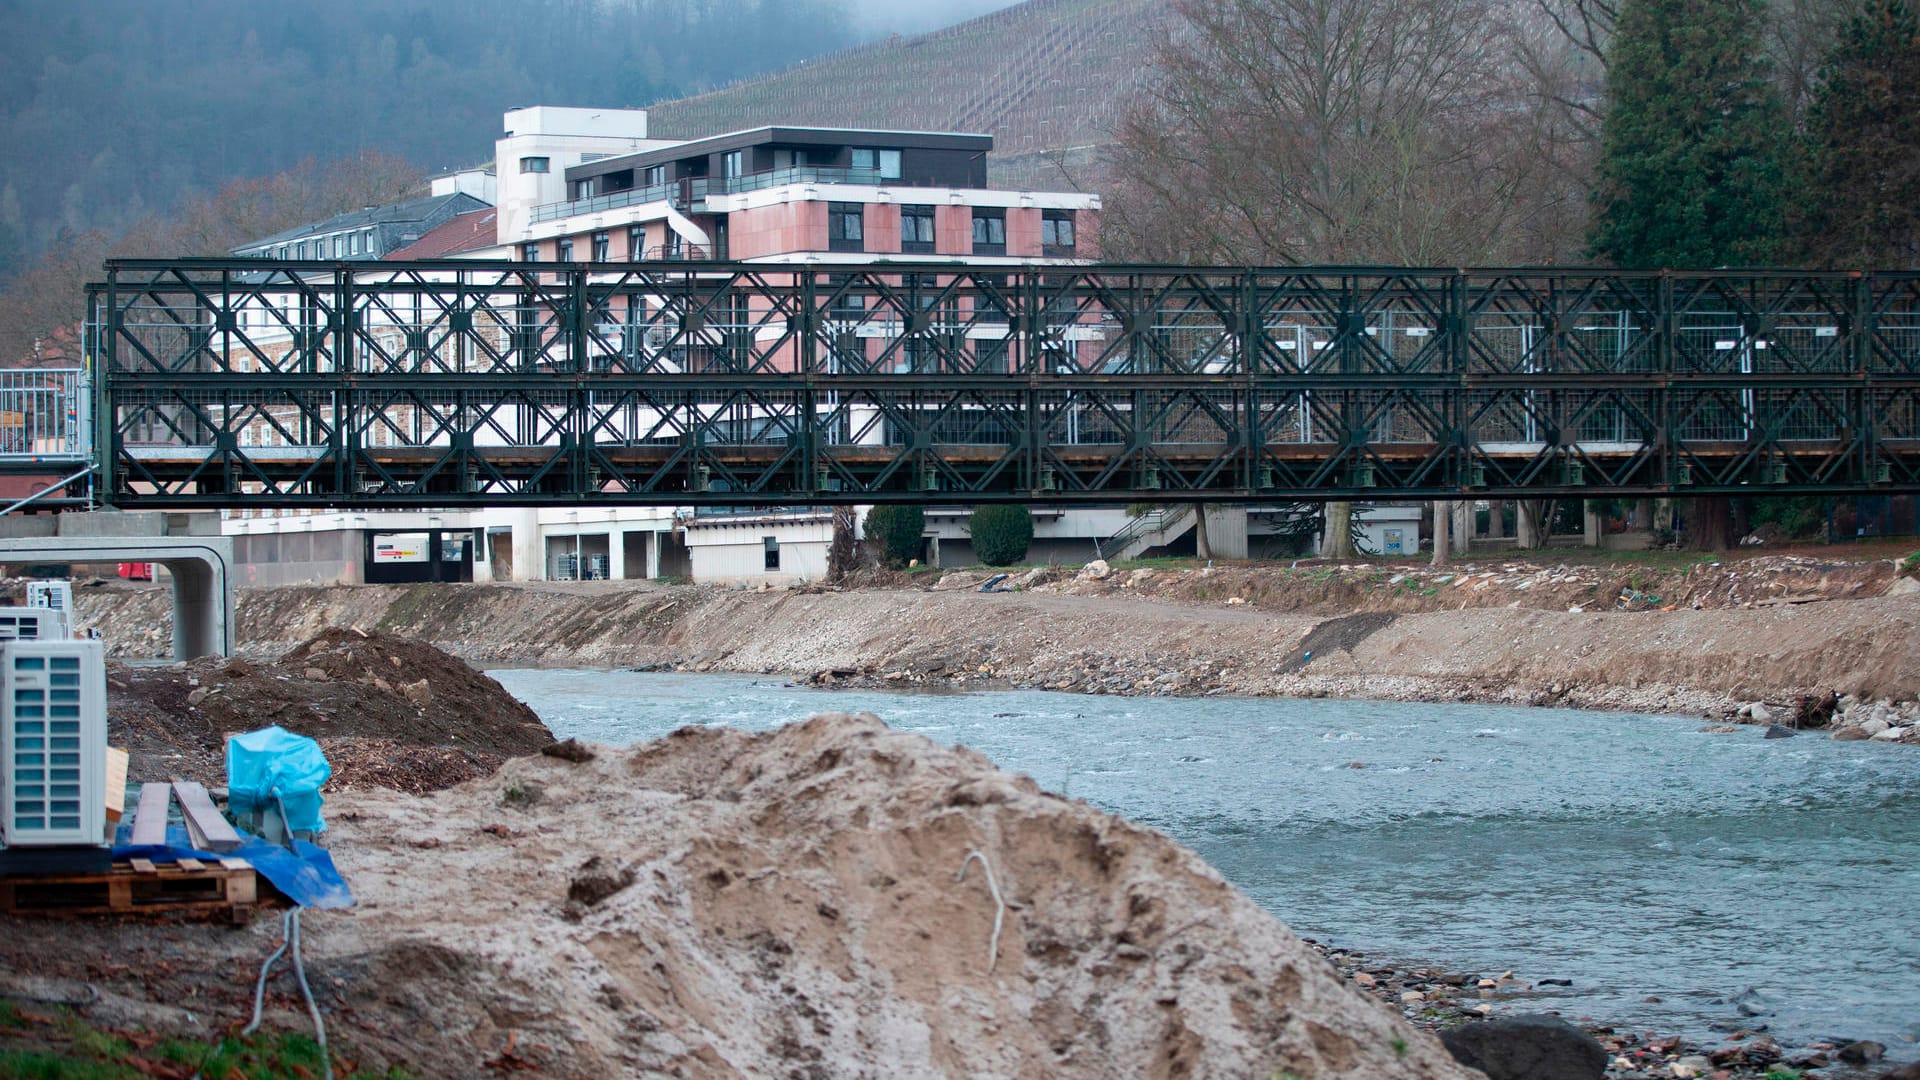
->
[[1099, 504, 1194, 562]]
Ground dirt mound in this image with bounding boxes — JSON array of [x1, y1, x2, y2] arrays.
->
[[108, 628, 552, 793], [314, 713, 1477, 1078]]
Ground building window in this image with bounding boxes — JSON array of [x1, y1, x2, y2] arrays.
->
[[971, 210, 1006, 255], [521, 242, 539, 263], [1042, 211, 1076, 255], [829, 202, 865, 253], [332, 234, 346, 258], [557, 238, 574, 261], [628, 225, 645, 261], [851, 148, 902, 180], [520, 156, 550, 174], [348, 231, 361, 255], [592, 232, 610, 261], [722, 150, 744, 180], [644, 165, 666, 187], [363, 228, 376, 253], [763, 536, 780, 571], [826, 273, 864, 321], [901, 205, 935, 254]]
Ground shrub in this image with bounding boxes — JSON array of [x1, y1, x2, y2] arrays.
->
[[1749, 495, 1825, 540], [863, 504, 925, 568], [969, 504, 1034, 566]]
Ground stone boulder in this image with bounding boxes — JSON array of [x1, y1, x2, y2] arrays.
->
[[1439, 1014, 1607, 1080]]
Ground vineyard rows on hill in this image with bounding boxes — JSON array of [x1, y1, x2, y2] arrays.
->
[[647, 0, 1166, 179]]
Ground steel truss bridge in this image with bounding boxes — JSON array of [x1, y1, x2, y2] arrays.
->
[[83, 258, 1920, 509]]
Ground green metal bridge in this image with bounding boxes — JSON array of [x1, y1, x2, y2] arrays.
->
[[79, 257, 1920, 509]]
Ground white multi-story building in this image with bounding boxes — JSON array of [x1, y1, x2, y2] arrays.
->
[[212, 105, 1123, 585]]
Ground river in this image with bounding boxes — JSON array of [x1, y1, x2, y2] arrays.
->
[[491, 668, 1920, 1059]]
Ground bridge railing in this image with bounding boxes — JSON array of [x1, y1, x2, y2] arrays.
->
[[82, 259, 1920, 506], [0, 367, 87, 462]]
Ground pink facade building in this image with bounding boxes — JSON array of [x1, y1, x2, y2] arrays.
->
[[499, 120, 1100, 266]]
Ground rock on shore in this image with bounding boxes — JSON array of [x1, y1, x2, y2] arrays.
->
[[312, 712, 1480, 1078]]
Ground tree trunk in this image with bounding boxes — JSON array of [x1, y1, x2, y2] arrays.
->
[[1431, 500, 1451, 566], [1322, 501, 1356, 558], [1452, 500, 1473, 556], [1487, 500, 1506, 539], [1687, 496, 1734, 551], [1515, 499, 1547, 549], [1192, 503, 1212, 560], [828, 505, 858, 582]]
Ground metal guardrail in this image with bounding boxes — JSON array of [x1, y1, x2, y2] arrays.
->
[[0, 368, 87, 462], [530, 166, 887, 224]]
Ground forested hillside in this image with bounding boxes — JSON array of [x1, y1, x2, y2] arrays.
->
[[0, 0, 856, 276]]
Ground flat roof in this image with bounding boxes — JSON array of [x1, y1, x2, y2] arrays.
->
[[566, 126, 993, 184]]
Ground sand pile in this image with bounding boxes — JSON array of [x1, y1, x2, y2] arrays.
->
[[311, 713, 1477, 1078]]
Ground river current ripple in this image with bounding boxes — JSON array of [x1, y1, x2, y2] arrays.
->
[[491, 669, 1920, 1057]]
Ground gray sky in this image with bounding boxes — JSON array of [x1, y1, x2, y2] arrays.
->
[[844, 0, 1026, 36]]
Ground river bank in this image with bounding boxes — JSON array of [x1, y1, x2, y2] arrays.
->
[[69, 551, 1920, 739]]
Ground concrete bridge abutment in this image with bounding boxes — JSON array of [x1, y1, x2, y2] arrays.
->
[[0, 524, 234, 659]]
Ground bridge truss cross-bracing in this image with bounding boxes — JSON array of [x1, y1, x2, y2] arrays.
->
[[86, 258, 1920, 509]]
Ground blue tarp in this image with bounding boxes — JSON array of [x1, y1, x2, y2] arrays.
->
[[227, 726, 331, 834], [113, 823, 354, 910]]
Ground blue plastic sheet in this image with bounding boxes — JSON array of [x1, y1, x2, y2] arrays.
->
[[227, 725, 331, 834], [113, 823, 354, 910]]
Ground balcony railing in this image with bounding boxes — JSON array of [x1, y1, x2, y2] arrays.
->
[[529, 166, 887, 225]]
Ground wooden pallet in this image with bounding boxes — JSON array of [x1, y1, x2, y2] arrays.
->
[[0, 857, 257, 922]]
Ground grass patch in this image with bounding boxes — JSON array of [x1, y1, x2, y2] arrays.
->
[[0, 1049, 133, 1079], [0, 1005, 413, 1080]]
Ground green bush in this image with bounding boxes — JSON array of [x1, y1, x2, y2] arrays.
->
[[969, 504, 1034, 566], [863, 504, 925, 568], [1749, 496, 1825, 540]]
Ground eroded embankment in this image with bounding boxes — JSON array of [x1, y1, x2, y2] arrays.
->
[[0, 713, 1482, 1078], [72, 555, 1920, 724]]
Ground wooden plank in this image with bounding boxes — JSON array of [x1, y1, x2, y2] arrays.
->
[[175, 858, 205, 873], [217, 858, 251, 871], [170, 782, 242, 853], [130, 783, 172, 847], [128, 858, 156, 874], [103, 748, 130, 823]]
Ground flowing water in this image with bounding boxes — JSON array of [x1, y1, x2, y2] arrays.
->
[[491, 668, 1920, 1057]]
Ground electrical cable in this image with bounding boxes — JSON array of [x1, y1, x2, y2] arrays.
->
[[238, 793, 332, 1080]]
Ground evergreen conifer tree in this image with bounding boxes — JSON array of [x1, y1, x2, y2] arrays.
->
[[1589, 0, 1791, 268], [1794, 0, 1920, 268]]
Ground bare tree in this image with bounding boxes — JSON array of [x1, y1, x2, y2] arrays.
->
[[1107, 0, 1583, 265], [0, 152, 420, 366], [1106, 0, 1592, 557], [1765, 0, 1847, 122]]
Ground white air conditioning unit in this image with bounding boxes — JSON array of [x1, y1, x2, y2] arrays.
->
[[25, 581, 72, 613], [0, 608, 69, 643], [2, 638, 107, 847]]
